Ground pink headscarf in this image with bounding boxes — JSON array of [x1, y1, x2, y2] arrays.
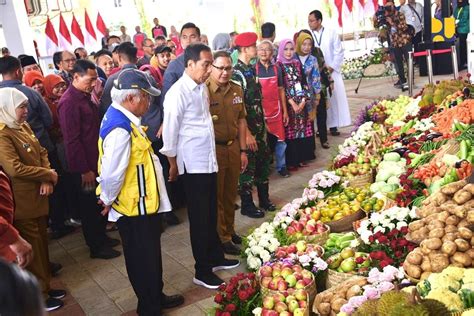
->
[[277, 39, 296, 64]]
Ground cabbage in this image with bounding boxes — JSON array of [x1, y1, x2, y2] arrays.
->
[[376, 169, 392, 182], [370, 182, 386, 193], [383, 152, 401, 162], [387, 176, 401, 185]]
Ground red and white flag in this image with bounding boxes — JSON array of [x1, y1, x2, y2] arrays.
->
[[71, 14, 85, 47], [96, 12, 107, 36], [363, 0, 378, 18], [334, 0, 344, 27], [58, 13, 72, 50], [45, 16, 59, 56], [84, 9, 97, 47]]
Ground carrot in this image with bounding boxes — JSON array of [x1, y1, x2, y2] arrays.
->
[[432, 99, 474, 134]]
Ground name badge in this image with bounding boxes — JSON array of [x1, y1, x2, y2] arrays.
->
[[232, 96, 243, 105]]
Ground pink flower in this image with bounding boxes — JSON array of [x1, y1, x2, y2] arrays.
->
[[348, 295, 368, 308], [377, 281, 395, 293], [367, 268, 382, 284], [363, 286, 380, 300], [340, 303, 355, 314]]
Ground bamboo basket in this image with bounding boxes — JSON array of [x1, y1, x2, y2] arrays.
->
[[347, 169, 375, 188], [327, 209, 366, 233], [303, 225, 330, 246], [325, 269, 361, 289]]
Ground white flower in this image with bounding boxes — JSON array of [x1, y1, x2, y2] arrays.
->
[[396, 221, 408, 230], [253, 307, 262, 316]]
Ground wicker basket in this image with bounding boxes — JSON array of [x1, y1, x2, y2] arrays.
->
[[325, 269, 361, 289], [327, 209, 366, 233], [260, 273, 318, 308], [347, 170, 375, 188], [303, 225, 330, 246], [404, 271, 421, 284]]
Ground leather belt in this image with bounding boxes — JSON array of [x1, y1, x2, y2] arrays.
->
[[216, 139, 235, 146]]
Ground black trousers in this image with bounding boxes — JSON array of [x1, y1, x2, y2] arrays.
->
[[152, 140, 186, 209], [459, 33, 468, 67], [48, 149, 68, 231], [117, 214, 164, 316], [181, 172, 224, 275], [393, 43, 412, 83], [316, 95, 328, 144], [71, 173, 107, 252]]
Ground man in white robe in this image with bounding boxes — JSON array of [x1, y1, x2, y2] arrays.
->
[[308, 10, 352, 135]]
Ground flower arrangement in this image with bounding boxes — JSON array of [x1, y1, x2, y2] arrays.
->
[[213, 272, 261, 316], [243, 222, 280, 271], [413, 117, 435, 132], [307, 170, 343, 196], [340, 265, 405, 315]]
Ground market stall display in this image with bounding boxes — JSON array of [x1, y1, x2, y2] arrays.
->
[[211, 78, 474, 316]]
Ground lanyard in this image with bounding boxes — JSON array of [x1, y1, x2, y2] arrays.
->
[[313, 28, 324, 47]]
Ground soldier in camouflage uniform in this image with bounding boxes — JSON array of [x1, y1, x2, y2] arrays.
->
[[232, 32, 276, 218]]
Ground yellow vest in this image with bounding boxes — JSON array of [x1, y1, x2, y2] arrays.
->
[[97, 107, 159, 216]]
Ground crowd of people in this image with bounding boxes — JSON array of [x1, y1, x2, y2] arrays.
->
[[0, 10, 351, 315]]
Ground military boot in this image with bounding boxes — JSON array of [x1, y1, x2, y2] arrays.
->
[[240, 193, 264, 218], [257, 183, 276, 212]]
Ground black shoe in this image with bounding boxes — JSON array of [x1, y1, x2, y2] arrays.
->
[[193, 272, 224, 289], [231, 234, 242, 245], [393, 80, 401, 87], [163, 212, 180, 226], [222, 241, 240, 255], [50, 262, 63, 276], [278, 168, 290, 178], [105, 237, 121, 248], [45, 297, 64, 312], [257, 184, 276, 212], [161, 294, 185, 309], [51, 225, 75, 240], [330, 130, 340, 136], [48, 289, 66, 299], [90, 247, 121, 259], [321, 142, 330, 149], [212, 258, 240, 272], [240, 193, 265, 218]]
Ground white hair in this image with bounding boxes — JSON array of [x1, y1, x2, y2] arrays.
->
[[110, 87, 141, 104]]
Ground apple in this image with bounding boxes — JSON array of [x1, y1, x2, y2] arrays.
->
[[261, 276, 272, 288], [295, 280, 306, 289], [281, 267, 293, 278], [274, 301, 288, 313], [273, 293, 286, 303], [285, 274, 297, 288], [311, 210, 321, 221], [263, 296, 275, 309], [275, 249, 287, 259], [272, 267, 282, 277], [340, 247, 355, 259], [288, 299, 299, 312], [296, 222, 304, 232], [287, 244, 297, 254], [296, 240, 306, 252], [327, 254, 342, 269], [316, 224, 327, 233], [260, 266, 273, 277], [262, 309, 278, 316], [298, 300, 307, 308], [279, 311, 291, 316], [340, 257, 356, 273], [286, 226, 296, 235], [268, 278, 279, 290], [286, 295, 296, 302], [301, 270, 313, 279], [293, 272, 303, 280], [277, 279, 288, 291], [306, 223, 316, 233], [292, 265, 303, 273], [294, 289, 307, 301], [294, 307, 305, 316]]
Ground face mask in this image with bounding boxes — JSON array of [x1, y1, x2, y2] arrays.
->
[[109, 43, 119, 51]]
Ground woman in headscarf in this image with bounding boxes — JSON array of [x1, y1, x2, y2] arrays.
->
[[277, 39, 315, 170], [23, 70, 44, 96], [212, 33, 231, 51], [0, 87, 65, 312], [455, 0, 470, 68], [295, 32, 329, 149]]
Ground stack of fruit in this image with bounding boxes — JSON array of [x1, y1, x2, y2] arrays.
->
[[274, 240, 324, 260], [326, 247, 371, 275], [259, 289, 309, 316], [259, 262, 315, 293], [334, 161, 373, 179], [285, 216, 329, 243], [324, 232, 358, 257]]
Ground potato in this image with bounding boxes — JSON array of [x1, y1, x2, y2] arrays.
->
[[445, 225, 458, 234], [409, 220, 425, 231], [426, 214, 440, 224], [421, 258, 432, 272], [459, 227, 473, 240], [446, 215, 460, 226], [433, 192, 449, 206], [437, 211, 450, 222], [429, 228, 445, 238], [422, 238, 442, 250], [441, 240, 458, 256], [441, 179, 468, 195], [442, 232, 458, 242], [454, 239, 470, 252], [452, 252, 473, 267], [421, 247, 432, 255], [441, 202, 460, 213], [451, 262, 465, 268], [404, 262, 422, 278], [452, 206, 468, 219], [331, 298, 347, 313], [319, 291, 333, 303], [421, 271, 432, 280], [429, 253, 449, 272], [406, 252, 423, 265], [318, 302, 331, 315], [346, 285, 362, 299], [468, 211, 474, 224], [431, 220, 445, 229], [465, 183, 474, 195], [466, 248, 474, 260], [471, 236, 474, 246], [459, 219, 469, 228], [453, 190, 472, 205]]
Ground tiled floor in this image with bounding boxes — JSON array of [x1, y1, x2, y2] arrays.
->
[[49, 71, 464, 315]]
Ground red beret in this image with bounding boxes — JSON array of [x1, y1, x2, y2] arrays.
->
[[235, 32, 258, 47]]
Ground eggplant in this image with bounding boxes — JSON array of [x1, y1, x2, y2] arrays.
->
[[426, 132, 443, 141], [463, 87, 471, 98], [391, 147, 409, 156]]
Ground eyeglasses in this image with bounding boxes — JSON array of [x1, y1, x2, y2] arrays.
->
[[212, 64, 233, 72]]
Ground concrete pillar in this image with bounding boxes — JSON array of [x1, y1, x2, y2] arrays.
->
[[0, 0, 36, 57]]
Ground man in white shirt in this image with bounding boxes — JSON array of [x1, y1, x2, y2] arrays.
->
[[119, 25, 131, 43], [161, 43, 239, 289], [400, 0, 424, 50], [308, 10, 351, 135], [97, 69, 184, 314]]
